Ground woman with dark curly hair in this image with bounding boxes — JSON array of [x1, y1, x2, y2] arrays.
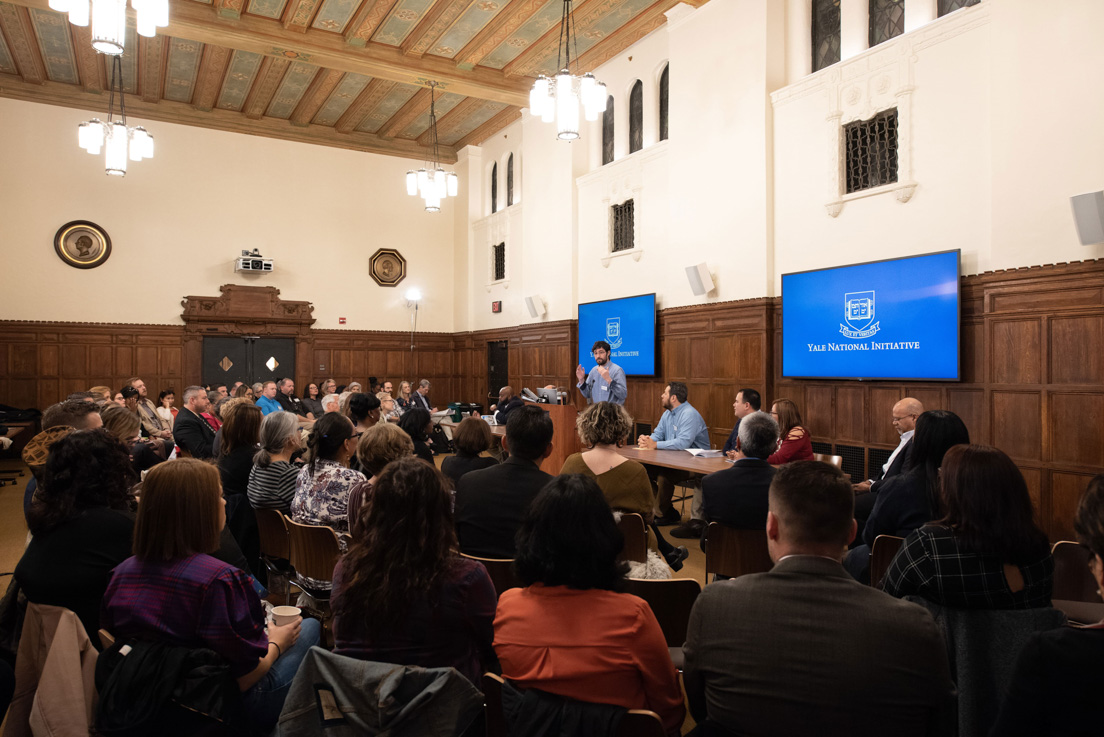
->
[[331, 457, 496, 684], [15, 429, 137, 640], [493, 475, 685, 736], [398, 407, 434, 465]]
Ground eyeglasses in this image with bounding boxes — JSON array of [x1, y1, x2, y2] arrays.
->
[[892, 414, 916, 422]]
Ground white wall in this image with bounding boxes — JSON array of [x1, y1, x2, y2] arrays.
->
[[0, 97, 457, 331]]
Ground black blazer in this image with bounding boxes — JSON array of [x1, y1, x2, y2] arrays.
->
[[172, 408, 216, 459], [699, 459, 777, 550], [494, 396, 524, 425], [412, 392, 433, 411], [871, 438, 912, 493], [454, 456, 552, 558]]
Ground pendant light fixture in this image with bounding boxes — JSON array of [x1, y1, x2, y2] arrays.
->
[[48, 0, 169, 55], [528, 0, 607, 140], [78, 56, 154, 176], [405, 81, 459, 213]]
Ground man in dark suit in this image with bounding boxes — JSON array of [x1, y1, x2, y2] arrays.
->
[[454, 405, 554, 558], [853, 397, 922, 539], [172, 385, 216, 459], [697, 410, 779, 551], [412, 379, 436, 412], [683, 461, 955, 737], [491, 385, 524, 425]]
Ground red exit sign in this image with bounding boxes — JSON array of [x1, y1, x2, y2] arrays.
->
[[491, 301, 502, 313]]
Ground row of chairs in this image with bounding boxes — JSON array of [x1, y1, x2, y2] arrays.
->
[[254, 508, 342, 609]]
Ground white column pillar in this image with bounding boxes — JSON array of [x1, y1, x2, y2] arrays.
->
[[785, 0, 813, 82], [840, 0, 869, 60]]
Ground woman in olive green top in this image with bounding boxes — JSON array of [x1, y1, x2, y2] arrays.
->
[[560, 402, 688, 570]]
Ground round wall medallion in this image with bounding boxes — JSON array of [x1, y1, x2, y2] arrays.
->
[[369, 248, 407, 287], [54, 221, 112, 269]]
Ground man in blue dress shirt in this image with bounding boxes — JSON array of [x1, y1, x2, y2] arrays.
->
[[255, 381, 283, 415], [636, 381, 710, 526], [575, 340, 627, 405]]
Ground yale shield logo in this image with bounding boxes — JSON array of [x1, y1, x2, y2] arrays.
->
[[606, 317, 624, 351], [840, 291, 881, 339]]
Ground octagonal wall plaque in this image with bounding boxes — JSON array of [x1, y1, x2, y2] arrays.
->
[[369, 248, 407, 287]]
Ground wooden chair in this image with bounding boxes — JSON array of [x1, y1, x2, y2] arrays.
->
[[616, 513, 648, 563], [459, 553, 520, 598], [813, 452, 844, 469], [1051, 540, 1103, 603], [98, 628, 115, 650], [255, 508, 299, 605], [869, 534, 905, 588], [482, 673, 665, 737], [284, 516, 341, 605], [622, 577, 701, 670], [704, 523, 773, 582]]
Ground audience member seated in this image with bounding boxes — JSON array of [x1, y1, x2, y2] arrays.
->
[[398, 407, 435, 465], [441, 417, 498, 487], [377, 391, 401, 422], [494, 475, 685, 736], [455, 405, 553, 558], [411, 379, 436, 412], [255, 381, 282, 416], [346, 423, 415, 535], [275, 378, 312, 419], [173, 385, 217, 459], [155, 389, 177, 427], [561, 402, 688, 571], [346, 382, 363, 394], [332, 457, 496, 685], [16, 429, 136, 642], [101, 459, 320, 734], [765, 398, 814, 465], [853, 397, 923, 541], [247, 411, 302, 513], [683, 461, 955, 737], [301, 382, 324, 418], [396, 381, 414, 411], [250, 381, 264, 398], [845, 409, 970, 583], [99, 404, 165, 473], [490, 386, 523, 425], [126, 376, 172, 441], [232, 384, 254, 400], [720, 389, 762, 459], [636, 381, 710, 529], [882, 444, 1053, 606], [218, 401, 264, 578], [291, 412, 364, 536], [202, 390, 224, 432], [347, 392, 381, 435], [320, 392, 341, 414], [22, 399, 103, 521], [89, 385, 112, 403], [992, 473, 1104, 736], [112, 390, 126, 406], [699, 410, 779, 548]]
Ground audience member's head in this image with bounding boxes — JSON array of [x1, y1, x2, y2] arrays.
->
[[768, 460, 855, 561], [908, 409, 970, 516], [664, 381, 688, 408], [158, 389, 175, 408], [120, 386, 140, 411], [320, 378, 337, 396], [233, 384, 253, 400], [576, 401, 633, 448], [42, 399, 102, 430], [306, 382, 320, 400], [28, 428, 135, 536], [938, 444, 1049, 564], [376, 392, 396, 416], [356, 423, 415, 478], [278, 378, 295, 396], [214, 384, 228, 400], [452, 416, 493, 457], [205, 390, 221, 408], [347, 382, 363, 394], [893, 397, 924, 435], [417, 379, 431, 395], [498, 385, 515, 405], [126, 377, 149, 398], [133, 459, 222, 562], [398, 407, 431, 443], [338, 391, 353, 414], [213, 397, 234, 420], [347, 392, 381, 427], [306, 412, 356, 475], [321, 393, 340, 413], [1074, 475, 1104, 583], [255, 411, 301, 468], [734, 388, 762, 415], [182, 385, 210, 413], [515, 474, 627, 590], [219, 400, 262, 458], [505, 405, 554, 462], [261, 381, 277, 400], [251, 382, 264, 397], [770, 398, 804, 436], [399, 381, 412, 398], [737, 411, 779, 459], [66, 391, 98, 402], [112, 391, 126, 406], [89, 386, 112, 402], [99, 404, 142, 447]]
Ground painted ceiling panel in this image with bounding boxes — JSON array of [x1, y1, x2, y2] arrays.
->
[[312, 71, 371, 125], [217, 50, 264, 111], [438, 99, 505, 145], [531, 0, 649, 75], [354, 81, 419, 133], [266, 60, 319, 118], [372, 0, 436, 47], [478, 0, 560, 70], [246, 0, 289, 20], [430, 0, 509, 59], [311, 0, 360, 32], [400, 90, 463, 138], [120, 24, 139, 93], [164, 37, 204, 103], [0, 20, 18, 74], [29, 8, 79, 84]]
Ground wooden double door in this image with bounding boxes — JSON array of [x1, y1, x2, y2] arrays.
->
[[201, 336, 296, 389]]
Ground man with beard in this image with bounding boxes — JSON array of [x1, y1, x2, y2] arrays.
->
[[637, 382, 710, 525], [575, 340, 627, 406]]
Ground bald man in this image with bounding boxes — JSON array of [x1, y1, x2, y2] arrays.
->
[[854, 397, 923, 537], [491, 386, 523, 425]]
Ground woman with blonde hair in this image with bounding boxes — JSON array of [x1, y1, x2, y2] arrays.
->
[[766, 398, 814, 465], [396, 381, 414, 412], [100, 403, 164, 473]]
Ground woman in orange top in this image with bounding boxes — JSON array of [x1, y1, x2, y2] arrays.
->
[[493, 474, 685, 736]]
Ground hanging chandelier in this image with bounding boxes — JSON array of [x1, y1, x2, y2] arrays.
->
[[48, 0, 169, 56], [78, 56, 154, 176], [405, 81, 458, 213], [528, 0, 607, 140]]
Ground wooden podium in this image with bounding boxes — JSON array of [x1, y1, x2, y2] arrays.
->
[[534, 402, 581, 475]]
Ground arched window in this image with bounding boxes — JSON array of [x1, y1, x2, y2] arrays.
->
[[658, 64, 669, 142], [507, 154, 514, 206], [491, 162, 498, 214], [629, 80, 643, 154], [602, 96, 614, 165], [869, 0, 904, 47], [812, 0, 841, 73]]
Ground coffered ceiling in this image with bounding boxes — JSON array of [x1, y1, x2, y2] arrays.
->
[[0, 0, 704, 160]]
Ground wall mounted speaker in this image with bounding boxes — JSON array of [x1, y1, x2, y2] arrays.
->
[[685, 263, 715, 296], [525, 295, 546, 318], [1071, 191, 1104, 245]]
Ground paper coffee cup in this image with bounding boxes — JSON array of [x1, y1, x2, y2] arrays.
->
[[271, 605, 301, 627]]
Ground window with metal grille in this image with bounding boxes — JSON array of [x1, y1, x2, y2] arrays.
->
[[843, 108, 898, 194], [492, 242, 505, 281], [869, 0, 905, 47], [812, 0, 841, 73], [506, 154, 514, 206], [602, 96, 614, 165], [611, 200, 634, 253], [490, 162, 497, 214], [938, 0, 979, 17], [659, 64, 669, 142], [629, 80, 643, 154]]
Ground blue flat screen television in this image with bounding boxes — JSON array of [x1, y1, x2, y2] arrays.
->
[[782, 250, 960, 380], [577, 293, 657, 376]]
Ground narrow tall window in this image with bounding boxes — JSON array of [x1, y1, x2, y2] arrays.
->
[[492, 242, 506, 281], [869, 0, 905, 47], [629, 80, 643, 154], [490, 162, 497, 214], [938, 0, 979, 17], [602, 96, 614, 165], [611, 200, 634, 253], [844, 108, 898, 194], [506, 154, 514, 206], [812, 0, 841, 73], [658, 64, 669, 142]]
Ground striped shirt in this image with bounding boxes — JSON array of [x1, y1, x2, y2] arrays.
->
[[247, 460, 299, 512]]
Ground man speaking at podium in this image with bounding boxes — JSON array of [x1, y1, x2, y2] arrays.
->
[[576, 340, 627, 405]]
